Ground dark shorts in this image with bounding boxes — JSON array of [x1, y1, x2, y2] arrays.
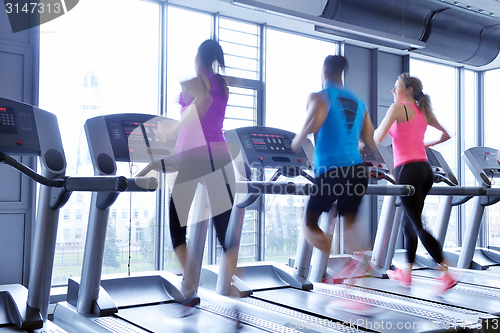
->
[[307, 163, 368, 216]]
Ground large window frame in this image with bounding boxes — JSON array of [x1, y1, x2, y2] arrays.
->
[[36, 0, 496, 287]]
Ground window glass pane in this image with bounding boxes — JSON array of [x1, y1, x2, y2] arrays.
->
[[219, 18, 260, 81], [40, 0, 160, 285], [484, 69, 500, 246], [462, 70, 477, 246], [265, 29, 336, 263], [164, 6, 212, 273], [166, 6, 212, 121], [266, 29, 336, 134], [410, 59, 457, 247]]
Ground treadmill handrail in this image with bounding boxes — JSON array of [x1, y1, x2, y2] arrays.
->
[[1, 151, 131, 192], [0, 152, 64, 187], [364, 184, 415, 196], [427, 186, 487, 196]]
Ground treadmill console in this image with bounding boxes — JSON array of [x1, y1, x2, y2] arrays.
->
[[426, 148, 459, 186], [0, 99, 40, 155], [86, 113, 179, 162], [463, 147, 500, 186], [360, 144, 392, 172], [360, 144, 395, 183], [224, 126, 311, 170]]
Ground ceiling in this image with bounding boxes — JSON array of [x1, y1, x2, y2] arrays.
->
[[167, 0, 500, 71]]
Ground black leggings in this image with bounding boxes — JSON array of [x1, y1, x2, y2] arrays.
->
[[169, 144, 235, 253], [395, 162, 444, 264]]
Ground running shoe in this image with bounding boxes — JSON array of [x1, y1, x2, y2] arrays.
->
[[329, 299, 382, 317], [387, 268, 411, 288], [179, 296, 200, 317], [322, 258, 358, 284], [437, 273, 457, 295]]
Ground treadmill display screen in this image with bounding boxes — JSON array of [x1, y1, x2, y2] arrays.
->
[[479, 152, 499, 164], [250, 133, 292, 153], [121, 121, 158, 143], [0, 106, 17, 135]]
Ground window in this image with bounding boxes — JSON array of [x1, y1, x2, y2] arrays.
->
[[163, 5, 212, 274], [122, 208, 128, 219], [76, 209, 82, 220], [75, 229, 82, 239], [410, 59, 458, 248], [219, 18, 260, 80], [143, 209, 149, 219], [111, 209, 117, 219], [76, 193, 83, 202], [266, 29, 337, 134], [40, 0, 160, 284], [166, 6, 212, 121], [133, 209, 139, 219], [216, 17, 261, 264], [63, 209, 70, 220], [483, 69, 500, 246], [264, 28, 336, 263], [462, 70, 477, 246], [63, 229, 69, 240]]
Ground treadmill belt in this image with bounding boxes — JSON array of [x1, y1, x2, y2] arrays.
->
[[252, 287, 482, 332], [412, 268, 500, 289], [117, 303, 238, 333], [346, 276, 500, 316], [116, 303, 289, 333]]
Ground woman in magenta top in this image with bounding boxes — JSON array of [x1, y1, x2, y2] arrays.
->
[[158, 40, 237, 296], [374, 73, 455, 294]]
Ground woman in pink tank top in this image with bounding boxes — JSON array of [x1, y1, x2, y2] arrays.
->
[[374, 73, 456, 294]]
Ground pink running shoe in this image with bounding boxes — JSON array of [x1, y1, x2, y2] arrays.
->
[[387, 268, 411, 288], [329, 299, 382, 317], [322, 259, 358, 284], [437, 273, 457, 295]]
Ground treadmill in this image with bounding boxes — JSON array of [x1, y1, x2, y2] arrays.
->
[[456, 147, 500, 270], [208, 127, 488, 333], [0, 98, 135, 332], [53, 114, 316, 333], [320, 147, 500, 324]]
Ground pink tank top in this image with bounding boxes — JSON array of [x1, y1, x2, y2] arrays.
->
[[388, 102, 428, 167]]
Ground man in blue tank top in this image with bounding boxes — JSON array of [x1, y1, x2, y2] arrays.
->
[[292, 55, 375, 261]]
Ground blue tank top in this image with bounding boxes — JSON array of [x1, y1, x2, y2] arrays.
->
[[314, 81, 366, 176]]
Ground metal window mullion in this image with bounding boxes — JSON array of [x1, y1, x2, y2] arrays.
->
[[477, 71, 486, 248], [224, 66, 258, 74], [257, 23, 266, 261], [225, 53, 259, 61], [457, 67, 465, 248], [155, 2, 168, 271], [477, 71, 485, 147], [370, 48, 379, 246], [219, 26, 259, 37], [219, 39, 259, 49], [207, 12, 220, 265], [227, 104, 254, 110]]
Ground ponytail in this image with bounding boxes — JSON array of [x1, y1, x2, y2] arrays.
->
[[399, 73, 433, 115], [416, 93, 432, 115], [198, 39, 225, 70]]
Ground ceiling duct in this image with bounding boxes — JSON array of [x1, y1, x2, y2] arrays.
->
[[320, 0, 500, 66]]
